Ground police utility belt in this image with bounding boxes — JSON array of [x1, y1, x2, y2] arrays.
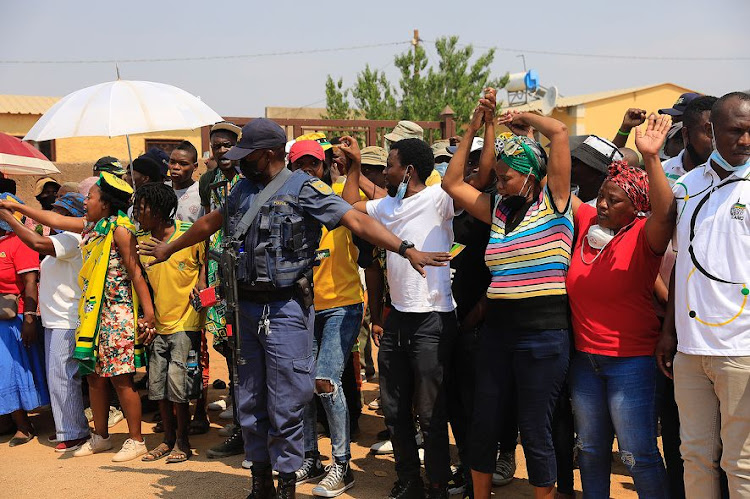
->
[[231, 168, 314, 308]]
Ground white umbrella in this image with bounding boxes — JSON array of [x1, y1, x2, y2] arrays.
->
[[23, 79, 223, 175]]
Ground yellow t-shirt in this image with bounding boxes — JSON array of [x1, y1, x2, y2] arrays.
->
[[137, 221, 205, 334], [425, 169, 442, 186], [313, 182, 364, 311]]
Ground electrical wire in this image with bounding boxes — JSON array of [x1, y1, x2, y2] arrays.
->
[[0, 41, 410, 65], [423, 39, 750, 62]]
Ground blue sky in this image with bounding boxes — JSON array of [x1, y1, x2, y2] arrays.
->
[[0, 0, 747, 117]]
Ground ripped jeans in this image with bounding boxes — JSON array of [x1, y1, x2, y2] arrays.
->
[[570, 352, 669, 498], [303, 302, 364, 462]]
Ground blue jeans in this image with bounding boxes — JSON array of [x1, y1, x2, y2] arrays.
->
[[303, 302, 364, 462], [570, 352, 668, 498]]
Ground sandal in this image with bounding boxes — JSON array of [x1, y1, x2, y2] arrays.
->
[[166, 446, 192, 463], [188, 418, 210, 435], [142, 443, 172, 462]]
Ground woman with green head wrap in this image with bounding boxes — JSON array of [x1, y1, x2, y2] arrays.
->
[[443, 93, 573, 499]]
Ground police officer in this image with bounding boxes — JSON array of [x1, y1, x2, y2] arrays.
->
[[140, 118, 450, 499]]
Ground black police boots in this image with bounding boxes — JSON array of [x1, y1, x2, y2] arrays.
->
[[207, 427, 244, 458], [276, 475, 296, 499], [388, 478, 425, 499], [246, 465, 275, 499]]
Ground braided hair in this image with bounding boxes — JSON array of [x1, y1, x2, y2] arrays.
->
[[133, 182, 178, 223]]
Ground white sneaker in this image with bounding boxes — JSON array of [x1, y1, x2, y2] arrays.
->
[[208, 398, 228, 411], [370, 439, 393, 455], [367, 397, 381, 410], [242, 459, 252, 469], [73, 433, 113, 457], [111, 438, 147, 462], [219, 405, 234, 420], [218, 423, 236, 437]]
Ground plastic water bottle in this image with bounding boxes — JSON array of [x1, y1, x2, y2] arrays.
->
[[187, 350, 199, 375]]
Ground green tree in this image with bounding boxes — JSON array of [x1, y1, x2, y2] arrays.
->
[[322, 76, 351, 119], [324, 35, 508, 127]]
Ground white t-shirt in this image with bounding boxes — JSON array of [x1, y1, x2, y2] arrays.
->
[[173, 182, 202, 223], [663, 150, 687, 189], [366, 185, 456, 313], [39, 232, 83, 329], [672, 161, 750, 355]]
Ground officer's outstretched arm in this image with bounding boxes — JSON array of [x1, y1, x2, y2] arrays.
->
[[138, 210, 223, 266], [339, 209, 452, 278]]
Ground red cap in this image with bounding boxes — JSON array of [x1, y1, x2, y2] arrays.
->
[[289, 140, 325, 164]]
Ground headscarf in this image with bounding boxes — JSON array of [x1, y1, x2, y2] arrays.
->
[[606, 160, 650, 214], [497, 134, 547, 180]]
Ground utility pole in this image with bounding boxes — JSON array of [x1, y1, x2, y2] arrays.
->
[[411, 29, 420, 77]]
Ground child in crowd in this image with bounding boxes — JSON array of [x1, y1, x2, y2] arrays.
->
[[134, 183, 205, 463], [0, 173, 156, 462]]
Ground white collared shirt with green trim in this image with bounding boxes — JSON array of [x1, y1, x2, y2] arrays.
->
[[672, 160, 750, 355]]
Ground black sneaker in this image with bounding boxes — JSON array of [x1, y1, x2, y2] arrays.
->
[[388, 478, 425, 499], [311, 461, 355, 498], [294, 452, 325, 484], [207, 429, 244, 458], [247, 466, 276, 499], [447, 466, 466, 496]]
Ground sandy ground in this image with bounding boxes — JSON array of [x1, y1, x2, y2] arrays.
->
[[0, 341, 640, 499]]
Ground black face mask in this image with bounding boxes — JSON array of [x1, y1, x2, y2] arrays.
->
[[685, 142, 708, 168], [240, 156, 263, 181], [37, 195, 55, 210]]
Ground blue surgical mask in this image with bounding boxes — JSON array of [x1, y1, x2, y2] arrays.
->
[[710, 123, 750, 172], [434, 162, 449, 177], [395, 168, 411, 201]]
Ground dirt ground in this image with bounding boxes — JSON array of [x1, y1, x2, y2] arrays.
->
[[0, 339, 641, 499]]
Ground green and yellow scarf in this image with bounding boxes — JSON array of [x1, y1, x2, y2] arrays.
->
[[74, 212, 145, 375]]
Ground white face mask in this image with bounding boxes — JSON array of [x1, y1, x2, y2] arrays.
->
[[586, 224, 616, 250]]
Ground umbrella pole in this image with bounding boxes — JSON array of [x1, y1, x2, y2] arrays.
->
[[125, 134, 135, 187]]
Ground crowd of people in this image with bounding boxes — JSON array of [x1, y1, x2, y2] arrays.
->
[[0, 88, 747, 499]]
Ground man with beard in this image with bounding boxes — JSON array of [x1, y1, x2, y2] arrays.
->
[[139, 118, 449, 499], [654, 95, 717, 499], [342, 138, 458, 499], [657, 91, 750, 498]]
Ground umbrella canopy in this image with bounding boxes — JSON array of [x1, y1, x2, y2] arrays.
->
[[0, 132, 60, 176], [24, 80, 223, 141]]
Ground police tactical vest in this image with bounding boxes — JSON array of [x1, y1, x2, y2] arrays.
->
[[235, 171, 322, 289]]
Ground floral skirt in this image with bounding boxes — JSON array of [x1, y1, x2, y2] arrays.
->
[[96, 301, 136, 378], [0, 317, 50, 414]]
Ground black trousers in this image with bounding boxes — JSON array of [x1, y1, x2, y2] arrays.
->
[[379, 310, 458, 484]]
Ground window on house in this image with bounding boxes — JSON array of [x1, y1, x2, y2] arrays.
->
[[144, 139, 183, 156]]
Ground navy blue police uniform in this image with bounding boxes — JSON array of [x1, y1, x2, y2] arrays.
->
[[227, 168, 352, 474]]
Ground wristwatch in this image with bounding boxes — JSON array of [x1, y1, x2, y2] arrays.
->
[[398, 240, 415, 257]]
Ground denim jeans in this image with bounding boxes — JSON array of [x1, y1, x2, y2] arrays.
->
[[570, 352, 668, 498], [303, 302, 364, 462], [470, 327, 569, 487]]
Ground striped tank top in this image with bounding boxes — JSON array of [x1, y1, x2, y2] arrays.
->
[[485, 186, 574, 299]]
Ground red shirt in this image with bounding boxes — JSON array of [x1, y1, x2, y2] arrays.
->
[[0, 234, 40, 314], [566, 204, 662, 357]]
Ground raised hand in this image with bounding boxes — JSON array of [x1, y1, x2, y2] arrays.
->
[[468, 105, 486, 132], [338, 135, 361, 164], [635, 113, 672, 157], [621, 108, 648, 130]]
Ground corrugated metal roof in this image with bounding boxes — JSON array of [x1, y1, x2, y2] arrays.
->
[[0, 95, 60, 115], [501, 82, 697, 113]]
